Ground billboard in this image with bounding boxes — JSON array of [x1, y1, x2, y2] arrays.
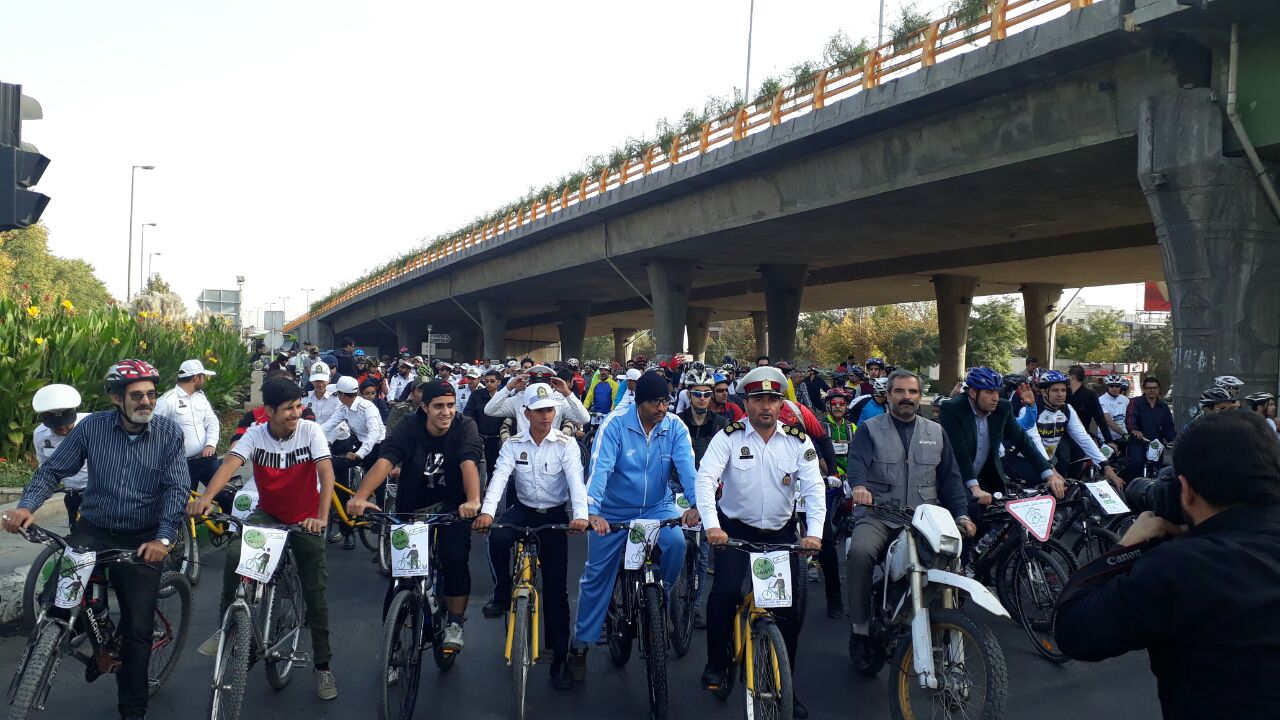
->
[[197, 288, 241, 328]]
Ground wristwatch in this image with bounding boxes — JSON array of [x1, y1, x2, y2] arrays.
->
[[158, 538, 171, 547]]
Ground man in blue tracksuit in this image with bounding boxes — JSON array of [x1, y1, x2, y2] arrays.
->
[[568, 371, 698, 681]]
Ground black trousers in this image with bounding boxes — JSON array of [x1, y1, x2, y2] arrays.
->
[[706, 514, 804, 672], [68, 521, 162, 718], [63, 490, 83, 529], [488, 502, 572, 657], [381, 517, 473, 617], [481, 435, 501, 481], [186, 455, 236, 514]]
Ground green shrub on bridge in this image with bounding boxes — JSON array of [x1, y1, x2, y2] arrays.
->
[[0, 294, 249, 461]]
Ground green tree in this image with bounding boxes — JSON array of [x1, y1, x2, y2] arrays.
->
[[1057, 310, 1126, 362], [966, 298, 1025, 373], [50, 257, 113, 309], [143, 273, 174, 295], [705, 317, 759, 365], [1, 223, 113, 309], [581, 335, 614, 362], [1124, 318, 1173, 384]]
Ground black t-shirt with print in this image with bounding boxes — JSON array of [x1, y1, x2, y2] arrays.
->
[[379, 409, 484, 512]]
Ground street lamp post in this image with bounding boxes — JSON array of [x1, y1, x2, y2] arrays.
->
[[126, 165, 155, 299], [139, 223, 156, 292], [147, 252, 161, 283], [279, 297, 287, 319], [302, 287, 314, 311], [744, 0, 756, 101]]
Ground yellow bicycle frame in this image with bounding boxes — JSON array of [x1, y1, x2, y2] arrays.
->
[[329, 481, 372, 531], [187, 490, 227, 539], [503, 538, 542, 666], [730, 593, 784, 696]]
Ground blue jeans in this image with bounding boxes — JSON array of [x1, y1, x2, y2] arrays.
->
[[573, 504, 684, 645]]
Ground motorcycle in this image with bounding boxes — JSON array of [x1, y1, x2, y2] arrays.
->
[[850, 503, 1010, 720]]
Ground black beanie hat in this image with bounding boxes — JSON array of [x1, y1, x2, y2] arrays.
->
[[635, 371, 670, 405]]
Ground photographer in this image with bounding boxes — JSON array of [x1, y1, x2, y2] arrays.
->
[[1054, 411, 1280, 719]]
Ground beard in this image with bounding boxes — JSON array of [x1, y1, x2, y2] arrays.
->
[[126, 406, 154, 425]]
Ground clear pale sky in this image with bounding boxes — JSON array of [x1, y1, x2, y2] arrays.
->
[[1, 0, 1138, 326]]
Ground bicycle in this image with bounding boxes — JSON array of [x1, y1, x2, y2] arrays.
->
[[325, 472, 380, 552], [7, 524, 192, 720], [669, 525, 703, 658], [367, 511, 466, 720], [205, 514, 311, 720], [1050, 469, 1122, 564], [485, 521, 575, 720], [604, 517, 682, 720], [705, 540, 805, 720], [374, 475, 399, 576]]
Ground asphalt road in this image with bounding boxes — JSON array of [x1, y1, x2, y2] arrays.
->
[[0, 535, 1162, 720]]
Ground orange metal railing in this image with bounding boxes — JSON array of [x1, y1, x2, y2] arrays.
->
[[285, 0, 1093, 333]]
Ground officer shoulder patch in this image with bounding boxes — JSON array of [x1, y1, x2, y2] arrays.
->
[[723, 421, 745, 435], [804, 448, 817, 461], [782, 424, 807, 442]]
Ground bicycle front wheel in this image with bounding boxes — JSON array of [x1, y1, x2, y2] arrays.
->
[[510, 596, 532, 720], [264, 564, 304, 690], [378, 589, 424, 720], [642, 584, 669, 720], [1072, 526, 1120, 565], [1012, 548, 1070, 663], [149, 571, 192, 695], [209, 606, 252, 720], [20, 545, 59, 634], [606, 575, 633, 667], [7, 621, 65, 720], [669, 554, 695, 657], [745, 618, 793, 720]]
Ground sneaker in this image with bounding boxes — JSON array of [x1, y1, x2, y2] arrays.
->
[[481, 599, 506, 619], [342, 533, 356, 551], [826, 599, 844, 619], [549, 659, 573, 690], [567, 646, 588, 682], [442, 622, 465, 652], [197, 630, 221, 657], [701, 664, 728, 691], [315, 669, 338, 701], [692, 610, 706, 630]]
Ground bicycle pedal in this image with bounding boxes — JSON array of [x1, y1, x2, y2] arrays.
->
[[290, 651, 311, 667]]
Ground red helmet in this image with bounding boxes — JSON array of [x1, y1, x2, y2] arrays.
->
[[827, 387, 852, 404], [105, 359, 160, 393]]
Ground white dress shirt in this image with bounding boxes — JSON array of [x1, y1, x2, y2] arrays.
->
[[480, 427, 588, 519], [34, 413, 91, 491], [695, 420, 826, 538], [387, 372, 414, 403], [484, 383, 590, 434], [154, 384, 220, 458], [320, 395, 385, 458], [304, 387, 341, 426]]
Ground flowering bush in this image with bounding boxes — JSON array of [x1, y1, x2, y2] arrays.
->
[[0, 295, 249, 460]]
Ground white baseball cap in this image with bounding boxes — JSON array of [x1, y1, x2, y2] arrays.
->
[[178, 359, 217, 378], [523, 383, 561, 411], [334, 376, 360, 394], [309, 362, 331, 382], [625, 368, 642, 381]]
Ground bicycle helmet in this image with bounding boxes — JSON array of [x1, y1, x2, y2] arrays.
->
[[1001, 373, 1028, 392], [1214, 375, 1244, 389], [1037, 370, 1069, 389], [1244, 391, 1274, 409], [1199, 387, 1235, 408], [831, 372, 848, 385], [683, 369, 715, 389], [850, 366, 866, 380], [872, 377, 890, 395], [566, 358, 580, 368], [775, 360, 793, 371], [865, 357, 885, 369], [1103, 374, 1125, 386], [964, 367, 1003, 392], [354, 349, 366, 357], [884, 365, 898, 374], [826, 387, 852, 404], [33, 384, 82, 429], [105, 359, 161, 394]]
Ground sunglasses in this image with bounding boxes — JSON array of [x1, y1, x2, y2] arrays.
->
[[688, 390, 713, 399], [127, 391, 158, 402]]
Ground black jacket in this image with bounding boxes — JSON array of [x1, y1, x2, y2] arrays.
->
[[936, 396, 1050, 494], [1055, 505, 1280, 719], [463, 387, 505, 437], [1069, 384, 1117, 443]]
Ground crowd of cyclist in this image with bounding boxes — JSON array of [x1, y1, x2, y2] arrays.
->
[[5, 332, 1279, 720]]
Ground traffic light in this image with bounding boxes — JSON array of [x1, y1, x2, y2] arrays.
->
[[0, 81, 50, 231]]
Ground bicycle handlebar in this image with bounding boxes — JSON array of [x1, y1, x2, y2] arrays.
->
[[719, 539, 807, 553], [199, 513, 318, 535], [364, 510, 463, 526], [487, 522, 578, 533], [19, 524, 141, 565]]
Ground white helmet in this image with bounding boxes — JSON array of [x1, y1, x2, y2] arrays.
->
[[683, 369, 715, 389], [872, 377, 890, 395], [1103, 374, 1125, 386], [1214, 375, 1244, 388], [33, 384, 82, 414]]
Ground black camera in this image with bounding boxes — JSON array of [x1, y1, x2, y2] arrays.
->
[[1124, 466, 1185, 524]]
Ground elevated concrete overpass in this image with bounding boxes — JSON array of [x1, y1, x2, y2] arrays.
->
[[294, 0, 1279, 415]]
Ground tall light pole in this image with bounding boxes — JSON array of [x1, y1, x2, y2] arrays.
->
[[878, 0, 886, 46], [126, 164, 155, 299], [235, 276, 245, 329], [302, 287, 314, 311], [744, 0, 756, 101], [147, 252, 161, 283], [279, 296, 287, 319], [139, 222, 156, 292]]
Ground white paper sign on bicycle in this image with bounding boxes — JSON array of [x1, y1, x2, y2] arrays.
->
[[230, 489, 259, 520], [389, 523, 432, 577], [54, 549, 96, 609], [624, 519, 661, 570], [235, 526, 289, 582], [750, 551, 793, 609]]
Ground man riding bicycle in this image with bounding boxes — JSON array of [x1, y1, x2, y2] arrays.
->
[[3, 360, 189, 720], [568, 370, 699, 681]]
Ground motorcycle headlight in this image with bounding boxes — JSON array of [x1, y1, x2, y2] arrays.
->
[[938, 535, 961, 558]]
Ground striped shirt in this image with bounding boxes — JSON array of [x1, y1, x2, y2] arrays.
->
[[19, 410, 191, 542]]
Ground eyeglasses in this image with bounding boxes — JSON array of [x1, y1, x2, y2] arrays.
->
[[688, 390, 713, 399], [127, 391, 158, 402], [714, 388, 729, 393], [642, 398, 670, 407]]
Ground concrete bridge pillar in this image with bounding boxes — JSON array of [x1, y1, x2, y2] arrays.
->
[[613, 328, 636, 363], [395, 319, 419, 356], [761, 264, 807, 362], [750, 311, 768, 359], [686, 307, 714, 362], [458, 327, 482, 363], [1021, 283, 1063, 370], [646, 260, 694, 362], [477, 299, 508, 360], [312, 319, 334, 352], [933, 275, 978, 387], [1140, 88, 1280, 420], [558, 301, 591, 362]]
